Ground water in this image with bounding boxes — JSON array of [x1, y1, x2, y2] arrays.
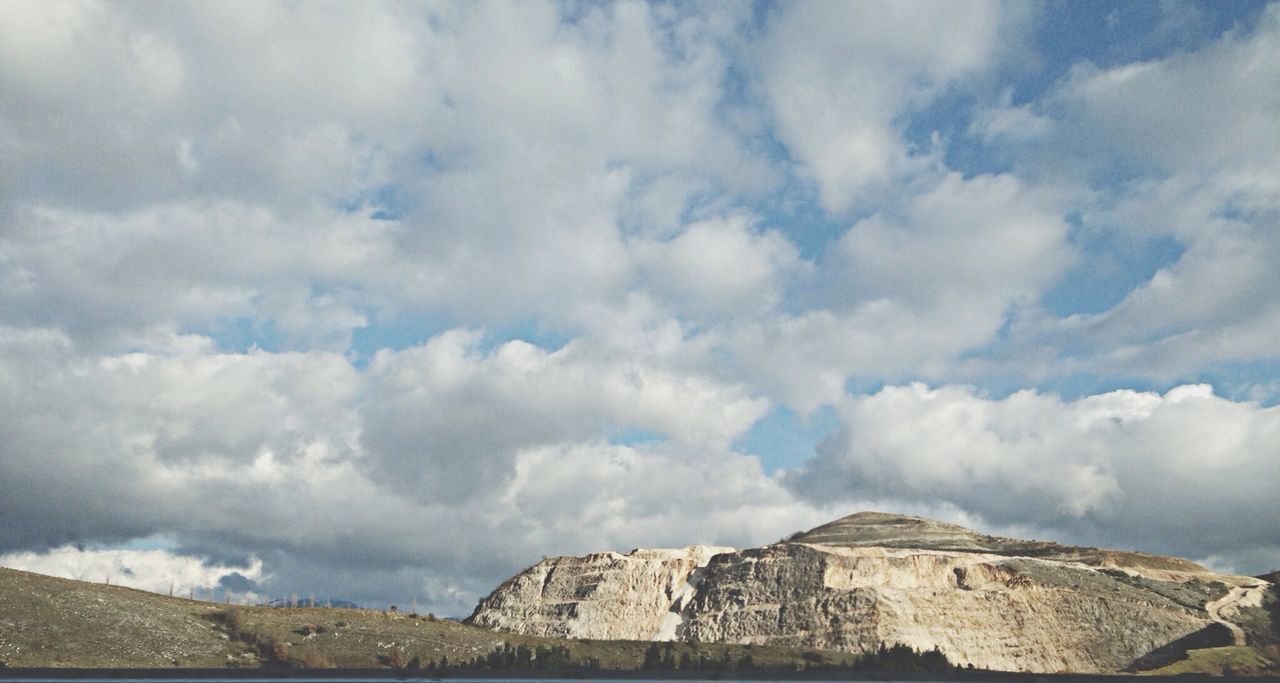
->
[[0, 680, 962, 683], [0, 675, 967, 680]]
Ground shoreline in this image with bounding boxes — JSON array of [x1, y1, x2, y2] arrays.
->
[[2, 668, 1277, 682]]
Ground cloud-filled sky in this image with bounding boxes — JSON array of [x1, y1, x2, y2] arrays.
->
[[1, 0, 1278, 615]]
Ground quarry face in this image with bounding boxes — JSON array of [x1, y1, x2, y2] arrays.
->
[[467, 512, 1274, 673]]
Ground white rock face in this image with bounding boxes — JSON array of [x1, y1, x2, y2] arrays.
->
[[467, 545, 734, 641], [466, 512, 1272, 673]]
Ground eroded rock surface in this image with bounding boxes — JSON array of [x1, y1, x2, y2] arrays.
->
[[467, 545, 733, 641], [466, 512, 1273, 673]]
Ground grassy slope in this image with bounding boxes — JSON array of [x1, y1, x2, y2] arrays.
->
[[5, 565, 1276, 674], [1139, 647, 1276, 676], [0, 567, 859, 670], [0, 567, 231, 667], [1129, 580, 1280, 675]]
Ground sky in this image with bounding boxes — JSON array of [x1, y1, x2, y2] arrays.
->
[[1, 0, 1278, 615]]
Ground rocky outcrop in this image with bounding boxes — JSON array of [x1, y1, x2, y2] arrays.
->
[[467, 512, 1273, 673], [467, 545, 733, 641]]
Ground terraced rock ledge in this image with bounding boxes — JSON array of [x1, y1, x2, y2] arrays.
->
[[467, 511, 1280, 674]]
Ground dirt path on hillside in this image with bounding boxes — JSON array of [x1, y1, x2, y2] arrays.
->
[[1204, 584, 1265, 647]]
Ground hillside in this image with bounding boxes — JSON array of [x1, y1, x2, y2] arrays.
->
[[0, 566, 893, 672], [467, 511, 1280, 675], [3, 512, 1277, 675]]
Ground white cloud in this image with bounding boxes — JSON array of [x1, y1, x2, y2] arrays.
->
[[0, 326, 362, 550], [1, 0, 1277, 612], [979, 6, 1280, 382], [969, 89, 1052, 143], [0, 2, 423, 210], [0, 546, 264, 599], [834, 172, 1071, 307], [501, 440, 828, 558], [791, 382, 1280, 570], [729, 172, 1072, 410], [0, 201, 398, 350], [1052, 4, 1280, 175], [0, 326, 783, 612], [758, 0, 1011, 212], [633, 214, 808, 319], [1069, 170, 1280, 379], [360, 329, 769, 500], [0, 1, 787, 347]]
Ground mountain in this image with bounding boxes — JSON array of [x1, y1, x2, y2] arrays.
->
[[264, 597, 361, 609], [467, 511, 1280, 674], [0, 565, 892, 671]]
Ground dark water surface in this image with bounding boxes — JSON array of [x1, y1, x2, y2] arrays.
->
[[0, 680, 1029, 683], [0, 680, 973, 683], [0, 674, 1237, 683], [0, 679, 965, 683]]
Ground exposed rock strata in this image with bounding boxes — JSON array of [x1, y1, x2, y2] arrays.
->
[[467, 545, 733, 641], [467, 512, 1273, 673]]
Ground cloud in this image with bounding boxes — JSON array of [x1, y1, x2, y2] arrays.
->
[[1, 0, 1277, 614], [728, 172, 1072, 410], [790, 382, 1280, 573], [0, 1, 790, 349], [0, 2, 423, 211], [360, 329, 769, 501], [757, 0, 1015, 212], [0, 202, 392, 350], [1052, 4, 1280, 175], [0, 326, 363, 550], [502, 440, 829, 557], [1057, 170, 1280, 379], [0, 326, 784, 613], [0, 545, 264, 599], [971, 5, 1280, 384], [633, 214, 809, 319]]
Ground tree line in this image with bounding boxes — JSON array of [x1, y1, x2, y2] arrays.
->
[[392, 640, 953, 674]]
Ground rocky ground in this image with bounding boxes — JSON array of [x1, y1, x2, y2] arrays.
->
[[467, 511, 1280, 675], [0, 566, 865, 671], [0, 567, 230, 667]]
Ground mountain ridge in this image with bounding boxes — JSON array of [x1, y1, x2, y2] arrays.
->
[[789, 511, 1206, 573], [467, 511, 1278, 674]]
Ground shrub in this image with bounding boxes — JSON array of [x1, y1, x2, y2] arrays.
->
[[1260, 644, 1280, 665], [270, 641, 290, 662], [388, 648, 408, 668], [219, 608, 246, 639], [299, 649, 335, 669]]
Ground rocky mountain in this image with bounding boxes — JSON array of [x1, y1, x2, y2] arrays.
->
[[0, 566, 904, 671], [467, 512, 1278, 674]]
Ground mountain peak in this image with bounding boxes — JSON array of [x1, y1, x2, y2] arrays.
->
[[788, 511, 1205, 573], [790, 511, 993, 551]]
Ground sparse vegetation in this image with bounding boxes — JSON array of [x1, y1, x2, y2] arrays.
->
[[1, 566, 889, 671], [298, 647, 335, 669], [1138, 646, 1276, 676], [386, 647, 408, 668], [3, 564, 1272, 676], [778, 530, 807, 544]]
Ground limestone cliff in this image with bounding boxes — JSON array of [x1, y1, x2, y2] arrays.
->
[[466, 512, 1274, 673], [467, 545, 733, 641]]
